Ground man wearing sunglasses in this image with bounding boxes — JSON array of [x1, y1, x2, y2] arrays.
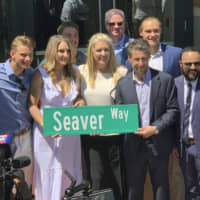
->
[[175, 47, 200, 200], [105, 8, 134, 68]]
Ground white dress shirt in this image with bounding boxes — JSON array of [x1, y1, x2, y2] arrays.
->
[[149, 44, 163, 72]]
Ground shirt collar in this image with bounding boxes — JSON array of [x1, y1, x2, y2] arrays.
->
[[133, 68, 151, 84], [5, 59, 30, 80], [184, 77, 198, 90], [5, 59, 15, 76], [151, 44, 162, 58], [115, 34, 126, 48]]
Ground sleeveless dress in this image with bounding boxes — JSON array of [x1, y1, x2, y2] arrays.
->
[[33, 66, 82, 200]]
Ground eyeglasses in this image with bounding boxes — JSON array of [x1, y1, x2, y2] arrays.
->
[[107, 22, 123, 27], [182, 62, 200, 67]]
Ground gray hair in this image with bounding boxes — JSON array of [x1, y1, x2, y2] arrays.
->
[[127, 38, 151, 57], [105, 8, 125, 23]]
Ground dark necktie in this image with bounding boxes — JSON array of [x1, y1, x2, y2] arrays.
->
[[183, 82, 192, 144]]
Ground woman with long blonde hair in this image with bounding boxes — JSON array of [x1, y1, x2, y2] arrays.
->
[[80, 33, 127, 200], [29, 35, 83, 200]]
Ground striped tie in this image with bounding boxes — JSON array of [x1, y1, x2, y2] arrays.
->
[[183, 82, 192, 144]]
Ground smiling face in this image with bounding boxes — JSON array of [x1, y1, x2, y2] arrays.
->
[[92, 40, 111, 72], [180, 51, 200, 81], [105, 14, 125, 42], [10, 45, 33, 75], [55, 41, 71, 68], [128, 50, 150, 81], [139, 19, 161, 51]]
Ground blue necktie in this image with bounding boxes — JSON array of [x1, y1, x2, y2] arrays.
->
[[183, 82, 192, 144]]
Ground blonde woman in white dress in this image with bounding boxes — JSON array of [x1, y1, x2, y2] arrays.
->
[[79, 33, 127, 200], [29, 35, 83, 200]]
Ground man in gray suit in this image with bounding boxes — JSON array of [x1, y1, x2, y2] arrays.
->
[[115, 38, 179, 200], [175, 47, 200, 200]]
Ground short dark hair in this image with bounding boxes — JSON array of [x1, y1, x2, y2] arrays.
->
[[57, 21, 79, 35], [180, 46, 200, 60], [127, 38, 151, 57], [139, 16, 162, 32]]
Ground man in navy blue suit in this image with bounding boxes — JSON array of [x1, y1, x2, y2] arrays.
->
[[126, 16, 182, 78], [134, 16, 185, 200], [175, 47, 200, 200], [115, 38, 179, 200]]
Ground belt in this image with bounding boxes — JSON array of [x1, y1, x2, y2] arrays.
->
[[14, 127, 30, 137], [188, 138, 195, 145]]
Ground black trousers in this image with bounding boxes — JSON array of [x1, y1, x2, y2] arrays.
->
[[124, 143, 170, 200], [82, 135, 123, 200]]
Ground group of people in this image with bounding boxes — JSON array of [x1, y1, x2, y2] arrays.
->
[[0, 7, 200, 200]]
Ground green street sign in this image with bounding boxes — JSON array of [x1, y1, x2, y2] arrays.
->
[[43, 104, 139, 136]]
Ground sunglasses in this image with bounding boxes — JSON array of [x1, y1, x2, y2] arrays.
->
[[182, 62, 200, 67], [107, 22, 123, 26]]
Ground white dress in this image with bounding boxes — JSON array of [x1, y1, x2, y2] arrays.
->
[[33, 66, 82, 200]]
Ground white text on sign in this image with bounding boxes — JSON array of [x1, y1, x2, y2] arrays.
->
[[53, 111, 104, 131], [110, 108, 129, 122]]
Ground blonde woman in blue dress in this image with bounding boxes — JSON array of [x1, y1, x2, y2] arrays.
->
[[29, 35, 83, 200]]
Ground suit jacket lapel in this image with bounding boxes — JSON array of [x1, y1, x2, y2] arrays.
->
[[121, 35, 129, 64], [192, 77, 200, 122], [150, 69, 161, 120], [161, 43, 168, 73], [177, 76, 184, 125], [127, 72, 138, 104], [126, 72, 141, 126]]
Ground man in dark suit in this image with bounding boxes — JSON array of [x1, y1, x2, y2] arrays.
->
[[175, 47, 200, 200], [115, 38, 179, 200], [132, 16, 184, 200]]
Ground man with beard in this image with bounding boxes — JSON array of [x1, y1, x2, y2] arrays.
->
[[175, 47, 200, 200]]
